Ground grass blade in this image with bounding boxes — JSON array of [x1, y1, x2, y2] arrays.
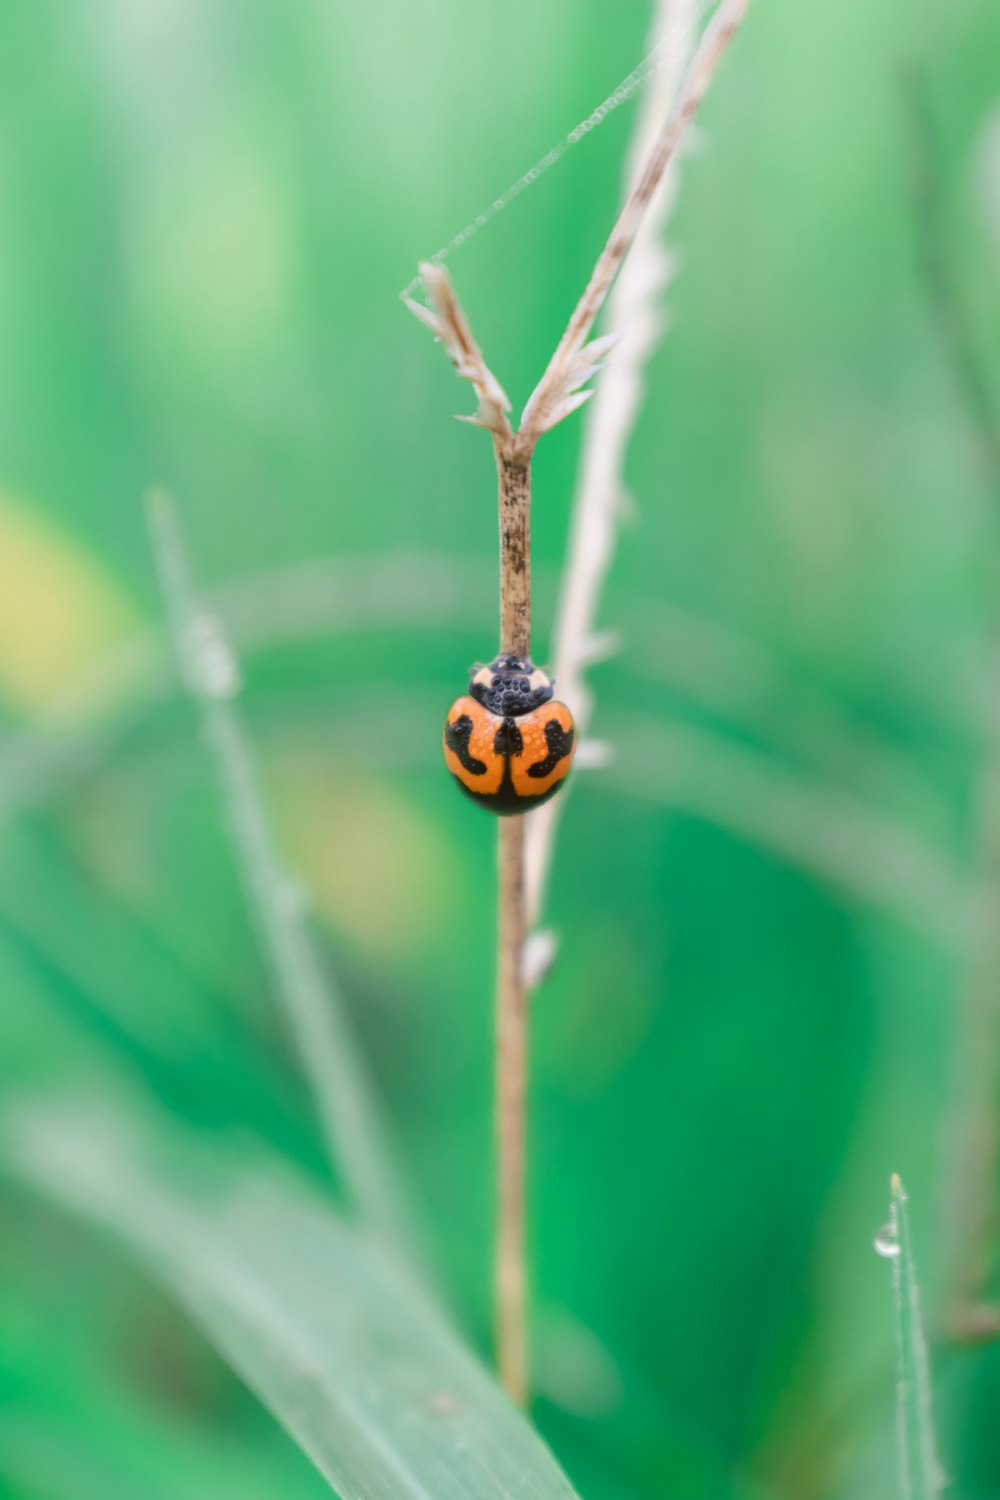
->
[[2, 1082, 582, 1500], [146, 490, 415, 1253], [878, 1174, 942, 1500]]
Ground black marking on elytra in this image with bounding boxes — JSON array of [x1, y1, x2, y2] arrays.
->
[[450, 771, 567, 815], [449, 719, 569, 814], [493, 717, 523, 757], [444, 714, 487, 776], [470, 654, 554, 718], [527, 718, 575, 779]]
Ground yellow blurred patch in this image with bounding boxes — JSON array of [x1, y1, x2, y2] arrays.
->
[[0, 490, 137, 714], [270, 752, 453, 958]]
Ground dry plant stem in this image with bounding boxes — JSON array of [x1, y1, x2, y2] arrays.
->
[[903, 77, 1000, 1326], [495, 815, 529, 1405], [494, 451, 532, 1404], [496, 446, 532, 655], [948, 706, 1000, 1332], [905, 69, 1000, 502], [520, 0, 750, 445], [494, 442, 532, 1404], [147, 493, 416, 1255], [525, 0, 697, 928], [408, 0, 752, 1402]]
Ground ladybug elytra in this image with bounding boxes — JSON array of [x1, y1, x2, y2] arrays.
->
[[443, 655, 576, 814]]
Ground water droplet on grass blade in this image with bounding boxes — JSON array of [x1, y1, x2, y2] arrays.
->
[[874, 1223, 900, 1258]]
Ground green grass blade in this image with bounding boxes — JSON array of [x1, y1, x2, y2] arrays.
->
[[2, 1084, 582, 1500], [879, 1174, 942, 1500], [146, 491, 415, 1253]]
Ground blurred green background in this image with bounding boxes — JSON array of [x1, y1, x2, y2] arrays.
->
[[1, 0, 1000, 1496]]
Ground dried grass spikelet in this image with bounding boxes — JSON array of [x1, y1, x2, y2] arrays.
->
[[407, 0, 751, 465], [518, 330, 621, 440], [405, 262, 513, 441], [518, 0, 750, 454], [407, 263, 619, 451]]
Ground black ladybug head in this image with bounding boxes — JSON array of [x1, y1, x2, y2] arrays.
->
[[468, 654, 555, 717]]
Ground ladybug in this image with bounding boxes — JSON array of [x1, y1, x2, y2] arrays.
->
[[443, 654, 576, 814]]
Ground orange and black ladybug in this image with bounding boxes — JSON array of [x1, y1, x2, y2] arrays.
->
[[443, 655, 576, 814]]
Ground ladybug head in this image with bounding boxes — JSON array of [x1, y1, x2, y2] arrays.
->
[[469, 655, 555, 717]]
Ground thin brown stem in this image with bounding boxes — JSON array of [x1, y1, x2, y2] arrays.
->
[[494, 443, 532, 1403], [495, 446, 532, 657], [495, 815, 529, 1404]]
